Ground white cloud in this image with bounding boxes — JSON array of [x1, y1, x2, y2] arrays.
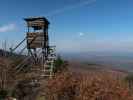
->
[[0, 24, 16, 32], [79, 32, 85, 37], [46, 0, 96, 17]]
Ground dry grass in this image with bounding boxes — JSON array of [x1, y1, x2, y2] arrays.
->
[[45, 71, 133, 100]]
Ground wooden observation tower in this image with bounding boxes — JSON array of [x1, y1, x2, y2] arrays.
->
[[25, 17, 49, 62], [24, 17, 56, 77], [11, 17, 56, 78]]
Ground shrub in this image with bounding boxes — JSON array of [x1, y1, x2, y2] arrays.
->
[[125, 73, 133, 89], [45, 71, 133, 100], [53, 55, 68, 73], [0, 89, 8, 99]]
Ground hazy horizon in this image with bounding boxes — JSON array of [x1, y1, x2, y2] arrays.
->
[[59, 51, 133, 72]]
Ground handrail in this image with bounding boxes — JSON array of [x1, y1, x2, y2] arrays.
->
[[18, 35, 39, 55], [11, 37, 26, 52], [15, 48, 42, 73]]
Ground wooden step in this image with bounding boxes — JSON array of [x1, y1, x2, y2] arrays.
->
[[40, 74, 53, 78], [46, 60, 54, 63]]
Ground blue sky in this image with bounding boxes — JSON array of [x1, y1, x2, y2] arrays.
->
[[0, 0, 133, 53]]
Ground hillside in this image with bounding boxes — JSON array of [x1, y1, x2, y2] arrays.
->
[[0, 50, 133, 100], [44, 70, 133, 100]]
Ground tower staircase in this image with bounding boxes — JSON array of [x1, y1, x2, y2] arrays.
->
[[10, 37, 56, 79], [41, 46, 56, 78]]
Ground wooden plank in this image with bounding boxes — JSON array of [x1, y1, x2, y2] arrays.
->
[[28, 21, 46, 27], [28, 43, 43, 48], [27, 32, 44, 36], [27, 32, 45, 46], [26, 32, 48, 48], [27, 37, 44, 41]]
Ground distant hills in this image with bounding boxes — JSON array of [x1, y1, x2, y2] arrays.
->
[[61, 51, 133, 72]]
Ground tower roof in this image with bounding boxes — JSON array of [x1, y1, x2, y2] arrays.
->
[[24, 17, 50, 24]]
